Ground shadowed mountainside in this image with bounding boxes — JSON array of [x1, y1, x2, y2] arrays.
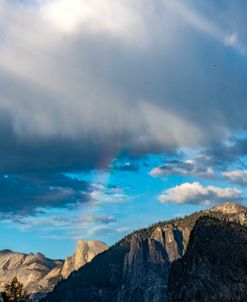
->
[[41, 202, 247, 302], [168, 216, 247, 302]]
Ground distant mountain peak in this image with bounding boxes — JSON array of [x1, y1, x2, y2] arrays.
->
[[61, 240, 108, 279], [211, 202, 247, 215], [0, 249, 12, 254], [76, 240, 108, 250]]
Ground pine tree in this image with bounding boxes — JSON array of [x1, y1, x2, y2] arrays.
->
[[2, 277, 31, 302]]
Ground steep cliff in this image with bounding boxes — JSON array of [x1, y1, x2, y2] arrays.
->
[[168, 217, 247, 302], [42, 202, 247, 302], [117, 225, 183, 302]]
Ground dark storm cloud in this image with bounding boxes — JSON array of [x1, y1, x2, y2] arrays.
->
[[0, 173, 91, 216], [0, 0, 247, 174], [150, 136, 247, 179], [0, 0, 247, 218], [0, 120, 108, 173], [200, 137, 247, 169]]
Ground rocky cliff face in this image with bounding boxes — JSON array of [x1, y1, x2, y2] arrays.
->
[[42, 202, 247, 302], [61, 240, 108, 278], [0, 250, 63, 302], [117, 225, 183, 302], [0, 240, 108, 301], [168, 217, 247, 302], [42, 203, 247, 302]]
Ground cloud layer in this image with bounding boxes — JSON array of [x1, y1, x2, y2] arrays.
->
[[0, 173, 91, 216], [149, 158, 214, 178], [1, 0, 247, 230], [223, 170, 247, 185], [158, 182, 243, 206], [0, 0, 247, 173]]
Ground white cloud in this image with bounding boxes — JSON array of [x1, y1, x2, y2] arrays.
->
[[90, 185, 129, 204], [149, 159, 214, 178], [8, 212, 117, 235], [158, 182, 242, 206], [40, 0, 143, 39], [41, 0, 92, 33], [223, 170, 247, 185], [149, 167, 164, 177]]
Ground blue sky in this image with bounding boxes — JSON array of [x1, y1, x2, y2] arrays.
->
[[1, 148, 247, 259], [0, 0, 247, 258]]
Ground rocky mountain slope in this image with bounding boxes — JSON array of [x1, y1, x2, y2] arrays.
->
[[0, 250, 63, 302], [41, 202, 247, 302], [168, 217, 247, 302], [0, 240, 108, 301]]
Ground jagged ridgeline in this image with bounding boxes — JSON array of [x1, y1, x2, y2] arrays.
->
[[41, 202, 247, 302], [0, 240, 108, 302]]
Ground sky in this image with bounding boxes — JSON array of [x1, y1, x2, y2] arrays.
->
[[0, 0, 247, 259]]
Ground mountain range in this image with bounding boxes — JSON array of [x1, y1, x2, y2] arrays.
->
[[0, 240, 108, 301], [1, 202, 247, 301], [40, 202, 247, 302]]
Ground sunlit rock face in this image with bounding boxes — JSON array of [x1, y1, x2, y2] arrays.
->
[[41, 202, 247, 302], [0, 250, 63, 302], [118, 225, 183, 302], [0, 240, 108, 302], [211, 202, 246, 214], [210, 202, 247, 225], [61, 240, 109, 279]]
